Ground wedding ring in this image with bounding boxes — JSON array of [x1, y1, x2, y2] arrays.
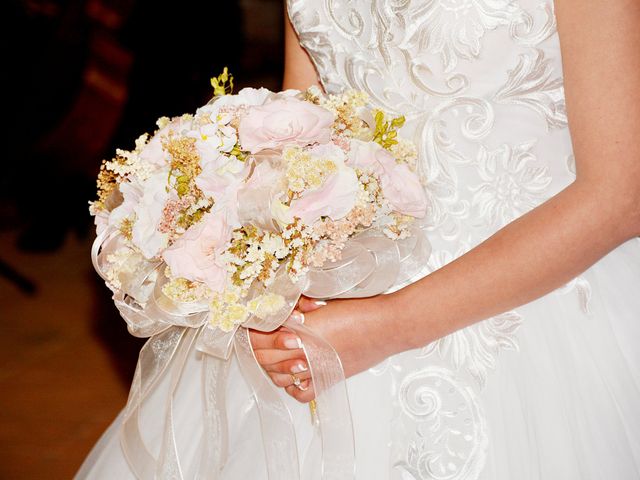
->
[[290, 373, 309, 391], [290, 373, 302, 388]]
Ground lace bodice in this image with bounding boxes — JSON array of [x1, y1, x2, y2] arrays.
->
[[286, 2, 588, 479], [287, 0, 575, 254]]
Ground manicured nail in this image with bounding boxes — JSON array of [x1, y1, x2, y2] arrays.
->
[[284, 337, 303, 349], [314, 300, 327, 306], [290, 311, 305, 324], [291, 363, 308, 373]]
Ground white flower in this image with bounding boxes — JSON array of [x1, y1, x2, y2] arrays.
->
[[104, 246, 144, 291], [262, 233, 289, 259], [244, 243, 264, 263], [195, 152, 247, 203], [131, 170, 171, 258], [209, 87, 274, 109], [92, 207, 109, 236], [139, 115, 193, 169], [108, 180, 143, 230]]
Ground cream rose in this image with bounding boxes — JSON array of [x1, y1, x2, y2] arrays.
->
[[238, 97, 334, 154]]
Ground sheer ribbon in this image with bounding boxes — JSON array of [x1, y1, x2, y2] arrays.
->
[[91, 222, 430, 479]]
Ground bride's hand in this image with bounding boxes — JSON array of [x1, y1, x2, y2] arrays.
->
[[249, 295, 396, 403]]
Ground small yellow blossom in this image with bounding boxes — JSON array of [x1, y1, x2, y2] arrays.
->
[[388, 138, 418, 166], [211, 67, 234, 96], [156, 116, 171, 129], [373, 110, 405, 150], [283, 147, 337, 195], [162, 277, 212, 303], [247, 293, 286, 319], [208, 287, 251, 332]]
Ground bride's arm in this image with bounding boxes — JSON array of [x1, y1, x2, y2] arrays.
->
[[282, 9, 322, 91], [389, 0, 640, 351], [251, 0, 640, 400]]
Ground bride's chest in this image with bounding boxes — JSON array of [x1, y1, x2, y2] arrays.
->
[[287, 0, 558, 98]]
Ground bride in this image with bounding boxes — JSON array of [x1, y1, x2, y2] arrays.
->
[[78, 0, 640, 478]]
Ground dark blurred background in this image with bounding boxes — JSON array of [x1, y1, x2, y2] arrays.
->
[[0, 0, 284, 477]]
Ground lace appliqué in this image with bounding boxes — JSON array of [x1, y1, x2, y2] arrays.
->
[[286, 1, 576, 478], [555, 276, 593, 314], [419, 248, 523, 389], [395, 367, 488, 480], [419, 312, 522, 389], [417, 98, 494, 239], [510, 1, 556, 46], [470, 141, 551, 228], [494, 49, 567, 130], [416, 0, 524, 73]]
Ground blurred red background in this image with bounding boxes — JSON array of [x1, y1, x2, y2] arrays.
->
[[0, 0, 284, 477]]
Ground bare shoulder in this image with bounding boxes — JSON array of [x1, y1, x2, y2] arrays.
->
[[283, 7, 322, 91]]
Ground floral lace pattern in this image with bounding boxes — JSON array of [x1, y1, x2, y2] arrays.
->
[[471, 141, 551, 228], [413, 0, 524, 72], [395, 367, 488, 480], [494, 49, 567, 130], [287, 0, 586, 478]]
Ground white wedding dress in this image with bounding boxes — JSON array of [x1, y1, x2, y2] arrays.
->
[[77, 0, 640, 479]]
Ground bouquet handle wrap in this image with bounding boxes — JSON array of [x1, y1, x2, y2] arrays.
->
[[284, 320, 356, 479], [92, 220, 431, 479]]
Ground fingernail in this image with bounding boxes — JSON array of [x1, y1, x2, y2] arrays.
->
[[284, 337, 303, 349], [290, 311, 305, 324], [314, 300, 327, 306], [291, 363, 308, 373]]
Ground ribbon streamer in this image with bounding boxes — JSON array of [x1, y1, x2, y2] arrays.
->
[[92, 222, 431, 479]]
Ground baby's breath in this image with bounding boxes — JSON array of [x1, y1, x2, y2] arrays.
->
[[283, 147, 337, 195]]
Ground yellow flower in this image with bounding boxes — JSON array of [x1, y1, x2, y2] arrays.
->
[[211, 67, 234, 96], [248, 293, 286, 319], [223, 288, 240, 304], [226, 303, 249, 323], [208, 287, 250, 332], [373, 110, 405, 150]]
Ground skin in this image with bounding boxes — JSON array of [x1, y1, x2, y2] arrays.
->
[[250, 2, 640, 403]]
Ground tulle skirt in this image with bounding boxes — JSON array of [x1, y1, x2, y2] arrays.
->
[[76, 237, 640, 479]]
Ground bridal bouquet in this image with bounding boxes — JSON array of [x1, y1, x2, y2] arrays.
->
[[91, 70, 429, 337], [89, 70, 431, 479]]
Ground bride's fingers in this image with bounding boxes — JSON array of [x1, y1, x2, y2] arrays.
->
[[262, 358, 310, 378], [249, 328, 303, 351], [266, 367, 312, 388], [253, 347, 305, 366], [297, 296, 327, 313], [285, 380, 316, 403]]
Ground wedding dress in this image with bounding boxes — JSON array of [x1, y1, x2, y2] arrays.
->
[[77, 0, 640, 478]]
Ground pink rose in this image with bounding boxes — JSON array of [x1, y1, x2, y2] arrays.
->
[[238, 97, 334, 154], [209, 87, 273, 108], [162, 211, 232, 292], [289, 158, 360, 226], [349, 140, 427, 218]]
